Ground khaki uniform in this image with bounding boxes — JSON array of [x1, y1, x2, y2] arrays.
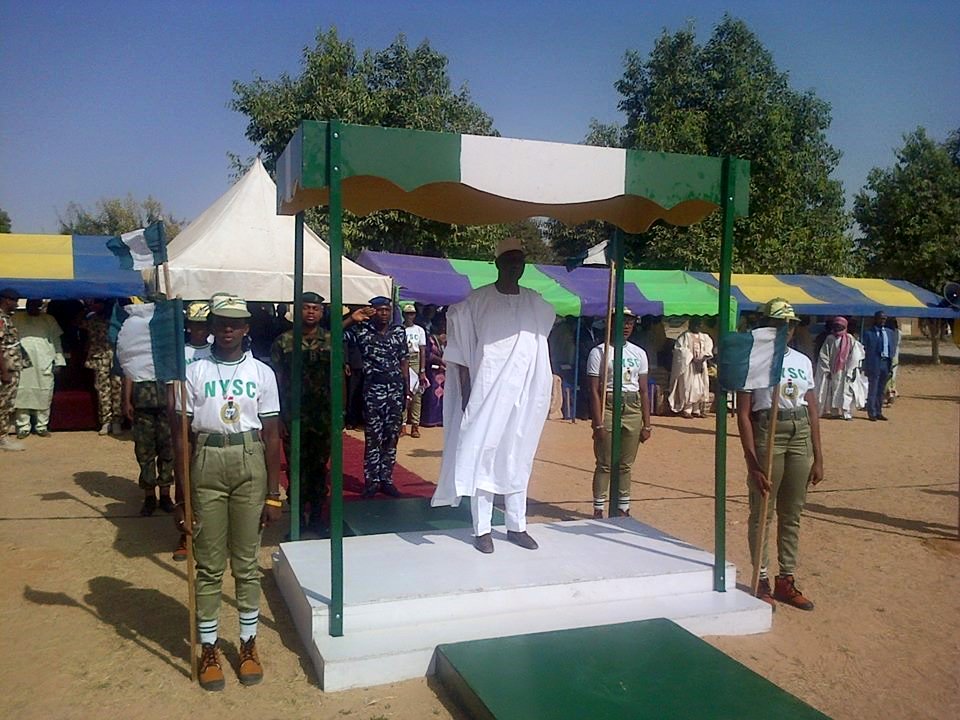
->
[[0, 309, 22, 434], [83, 314, 122, 426]]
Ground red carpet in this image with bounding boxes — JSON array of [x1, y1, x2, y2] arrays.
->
[[280, 433, 437, 502]]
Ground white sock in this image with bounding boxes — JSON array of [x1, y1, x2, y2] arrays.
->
[[198, 618, 218, 646], [239, 609, 259, 642], [759, 567, 769, 581]]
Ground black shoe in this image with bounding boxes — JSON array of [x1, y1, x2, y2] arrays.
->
[[379, 482, 401, 498], [868, 416, 877, 422], [506, 530, 539, 550], [362, 483, 379, 499], [140, 495, 157, 516], [877, 414, 889, 421], [158, 495, 176, 513], [473, 533, 494, 554]]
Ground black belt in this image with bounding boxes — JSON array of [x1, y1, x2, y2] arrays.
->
[[200, 429, 260, 447], [753, 406, 808, 421]]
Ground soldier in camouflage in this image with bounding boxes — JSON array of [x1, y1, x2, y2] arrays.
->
[[82, 299, 123, 435], [0, 289, 25, 451], [270, 292, 331, 532], [344, 296, 409, 498], [123, 376, 175, 515]]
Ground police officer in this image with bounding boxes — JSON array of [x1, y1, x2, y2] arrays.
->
[[344, 297, 409, 498], [0, 288, 24, 451], [270, 291, 331, 532], [174, 294, 282, 690]]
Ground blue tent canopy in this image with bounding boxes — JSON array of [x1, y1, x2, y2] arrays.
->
[[0, 233, 145, 299]]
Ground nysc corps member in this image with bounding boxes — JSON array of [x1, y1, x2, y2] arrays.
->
[[173, 294, 282, 691]]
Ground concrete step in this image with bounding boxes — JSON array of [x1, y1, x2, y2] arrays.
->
[[309, 587, 770, 691], [273, 518, 771, 691]]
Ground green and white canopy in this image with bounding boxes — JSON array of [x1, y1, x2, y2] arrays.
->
[[277, 121, 749, 231]]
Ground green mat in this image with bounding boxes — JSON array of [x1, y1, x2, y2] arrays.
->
[[436, 618, 830, 720]]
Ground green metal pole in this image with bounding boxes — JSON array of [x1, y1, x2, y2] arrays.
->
[[714, 156, 738, 592], [608, 229, 626, 517], [290, 213, 304, 542], [327, 121, 345, 637]]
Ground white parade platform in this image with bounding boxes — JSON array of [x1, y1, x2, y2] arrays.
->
[[274, 517, 771, 691]]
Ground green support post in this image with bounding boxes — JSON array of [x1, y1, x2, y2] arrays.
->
[[714, 156, 739, 592], [290, 213, 304, 542], [607, 230, 626, 517], [327, 121, 345, 637]]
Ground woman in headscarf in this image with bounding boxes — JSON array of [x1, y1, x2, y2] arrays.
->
[[815, 316, 856, 419], [420, 314, 446, 427]]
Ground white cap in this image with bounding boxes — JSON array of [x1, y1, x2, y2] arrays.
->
[[495, 236, 524, 259]]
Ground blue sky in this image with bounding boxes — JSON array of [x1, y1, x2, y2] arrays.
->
[[1, 0, 957, 233]]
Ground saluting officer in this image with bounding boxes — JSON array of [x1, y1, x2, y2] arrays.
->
[[344, 296, 409, 498], [174, 294, 282, 691]]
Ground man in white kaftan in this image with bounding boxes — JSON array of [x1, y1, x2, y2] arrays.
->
[[432, 237, 555, 553], [667, 318, 713, 418], [14, 300, 65, 437]]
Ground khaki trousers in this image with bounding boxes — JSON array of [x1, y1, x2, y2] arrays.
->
[[407, 350, 422, 425], [747, 411, 813, 575], [191, 433, 267, 620], [592, 392, 645, 510]]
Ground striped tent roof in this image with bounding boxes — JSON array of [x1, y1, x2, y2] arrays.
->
[[690, 273, 955, 319], [276, 121, 749, 232], [356, 251, 733, 317], [0, 233, 145, 299]]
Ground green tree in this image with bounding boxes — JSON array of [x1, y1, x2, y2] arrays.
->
[[0, 207, 11, 233], [231, 28, 501, 259], [573, 16, 854, 274], [57, 196, 183, 239], [854, 127, 960, 362]]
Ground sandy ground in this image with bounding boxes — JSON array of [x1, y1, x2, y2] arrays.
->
[[1, 356, 958, 719]]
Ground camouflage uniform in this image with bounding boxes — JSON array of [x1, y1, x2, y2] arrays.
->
[[345, 321, 407, 490], [83, 314, 122, 426], [131, 380, 174, 489], [0, 308, 22, 434], [270, 329, 331, 518]]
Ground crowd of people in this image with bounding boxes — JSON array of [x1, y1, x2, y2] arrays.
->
[[0, 247, 909, 689]]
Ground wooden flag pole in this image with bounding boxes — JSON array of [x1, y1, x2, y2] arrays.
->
[[597, 259, 617, 423], [751, 382, 782, 595], [178, 379, 199, 682]]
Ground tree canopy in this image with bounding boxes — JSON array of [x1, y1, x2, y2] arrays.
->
[[57, 196, 183, 239], [0, 207, 11, 234], [854, 127, 960, 294], [551, 16, 854, 274], [231, 28, 511, 259]]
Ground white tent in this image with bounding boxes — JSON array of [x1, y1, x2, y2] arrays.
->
[[158, 158, 392, 303]]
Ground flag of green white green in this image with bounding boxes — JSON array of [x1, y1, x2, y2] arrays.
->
[[106, 220, 168, 270], [110, 299, 185, 382], [718, 326, 789, 391]]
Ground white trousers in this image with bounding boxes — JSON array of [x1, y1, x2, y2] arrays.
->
[[471, 488, 527, 536]]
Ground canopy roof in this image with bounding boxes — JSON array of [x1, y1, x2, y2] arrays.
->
[[277, 121, 749, 231], [356, 251, 732, 317], [690, 272, 956, 319], [160, 158, 391, 303], [0, 233, 145, 299]]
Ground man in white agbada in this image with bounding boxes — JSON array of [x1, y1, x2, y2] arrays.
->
[[667, 317, 713, 418], [431, 237, 555, 554], [815, 316, 866, 420], [14, 299, 65, 438]]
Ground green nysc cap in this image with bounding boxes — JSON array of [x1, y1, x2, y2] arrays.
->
[[209, 294, 251, 319]]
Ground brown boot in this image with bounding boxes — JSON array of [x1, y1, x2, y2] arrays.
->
[[773, 574, 815, 611], [755, 578, 777, 611], [592, 508, 604, 519], [238, 636, 264, 686], [172, 534, 188, 562], [198, 643, 225, 691]]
